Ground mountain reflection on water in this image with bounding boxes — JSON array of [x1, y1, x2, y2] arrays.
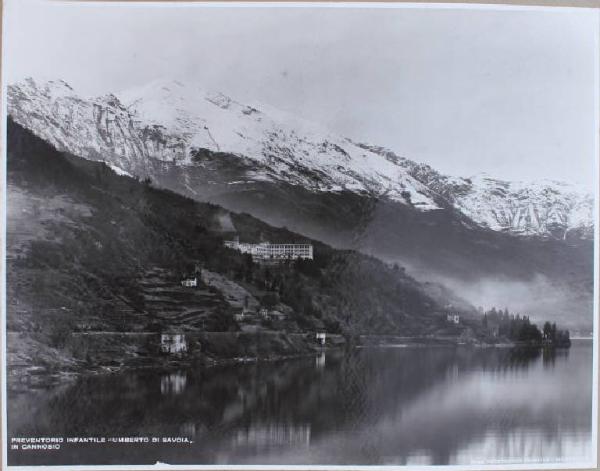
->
[[8, 343, 593, 466]]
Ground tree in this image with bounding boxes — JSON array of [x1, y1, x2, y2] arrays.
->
[[556, 329, 571, 347], [543, 321, 552, 340]]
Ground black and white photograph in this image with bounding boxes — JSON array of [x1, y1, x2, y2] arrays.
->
[[1, 0, 598, 468]]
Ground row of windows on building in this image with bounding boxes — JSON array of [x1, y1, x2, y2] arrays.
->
[[224, 238, 314, 261]]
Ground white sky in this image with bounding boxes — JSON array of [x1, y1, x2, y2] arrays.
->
[[3, 1, 599, 187]]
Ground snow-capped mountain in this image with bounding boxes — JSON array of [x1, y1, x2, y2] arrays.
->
[[7, 78, 439, 210], [453, 174, 593, 239], [357, 143, 594, 239], [7, 77, 594, 239]]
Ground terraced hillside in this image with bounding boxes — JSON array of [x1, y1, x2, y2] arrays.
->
[[139, 268, 227, 331]]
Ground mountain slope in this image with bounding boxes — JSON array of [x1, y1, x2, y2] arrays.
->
[[359, 144, 594, 240], [7, 77, 593, 238], [6, 78, 595, 330], [8, 78, 439, 210], [8, 119, 483, 379]]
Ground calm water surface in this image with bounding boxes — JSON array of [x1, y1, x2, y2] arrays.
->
[[8, 342, 594, 466]]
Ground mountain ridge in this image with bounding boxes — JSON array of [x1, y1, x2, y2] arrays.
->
[[7, 77, 594, 240]]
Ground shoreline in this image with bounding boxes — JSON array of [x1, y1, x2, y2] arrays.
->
[[7, 330, 340, 393], [7, 331, 581, 394], [7, 348, 334, 394]]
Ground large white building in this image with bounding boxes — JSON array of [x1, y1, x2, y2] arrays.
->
[[224, 238, 313, 261]]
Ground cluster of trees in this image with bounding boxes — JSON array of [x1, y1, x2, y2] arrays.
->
[[542, 321, 571, 347], [220, 251, 407, 334], [213, 238, 439, 335], [482, 307, 570, 347]]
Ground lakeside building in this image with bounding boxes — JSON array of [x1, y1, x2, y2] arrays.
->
[[447, 314, 460, 324], [224, 237, 313, 261], [160, 333, 188, 354]]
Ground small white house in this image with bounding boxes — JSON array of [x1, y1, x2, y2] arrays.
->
[[447, 314, 460, 324], [235, 309, 253, 322], [181, 277, 197, 288], [160, 333, 187, 354], [259, 308, 270, 319], [316, 332, 327, 345]]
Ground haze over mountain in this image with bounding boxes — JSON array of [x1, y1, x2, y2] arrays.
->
[[7, 77, 595, 329]]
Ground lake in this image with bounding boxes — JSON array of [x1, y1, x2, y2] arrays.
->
[[7, 341, 595, 466]]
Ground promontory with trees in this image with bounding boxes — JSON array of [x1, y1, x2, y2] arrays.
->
[[481, 307, 571, 348]]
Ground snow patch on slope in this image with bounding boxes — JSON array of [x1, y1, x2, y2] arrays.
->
[[106, 162, 133, 178], [453, 174, 594, 238]]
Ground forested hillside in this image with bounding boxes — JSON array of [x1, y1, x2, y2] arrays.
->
[[7, 119, 480, 376]]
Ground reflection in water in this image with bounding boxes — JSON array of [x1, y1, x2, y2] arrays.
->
[[160, 371, 187, 395], [7, 343, 594, 466], [542, 346, 570, 368], [453, 427, 592, 464], [315, 352, 325, 369], [179, 421, 197, 439], [232, 423, 311, 448]]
